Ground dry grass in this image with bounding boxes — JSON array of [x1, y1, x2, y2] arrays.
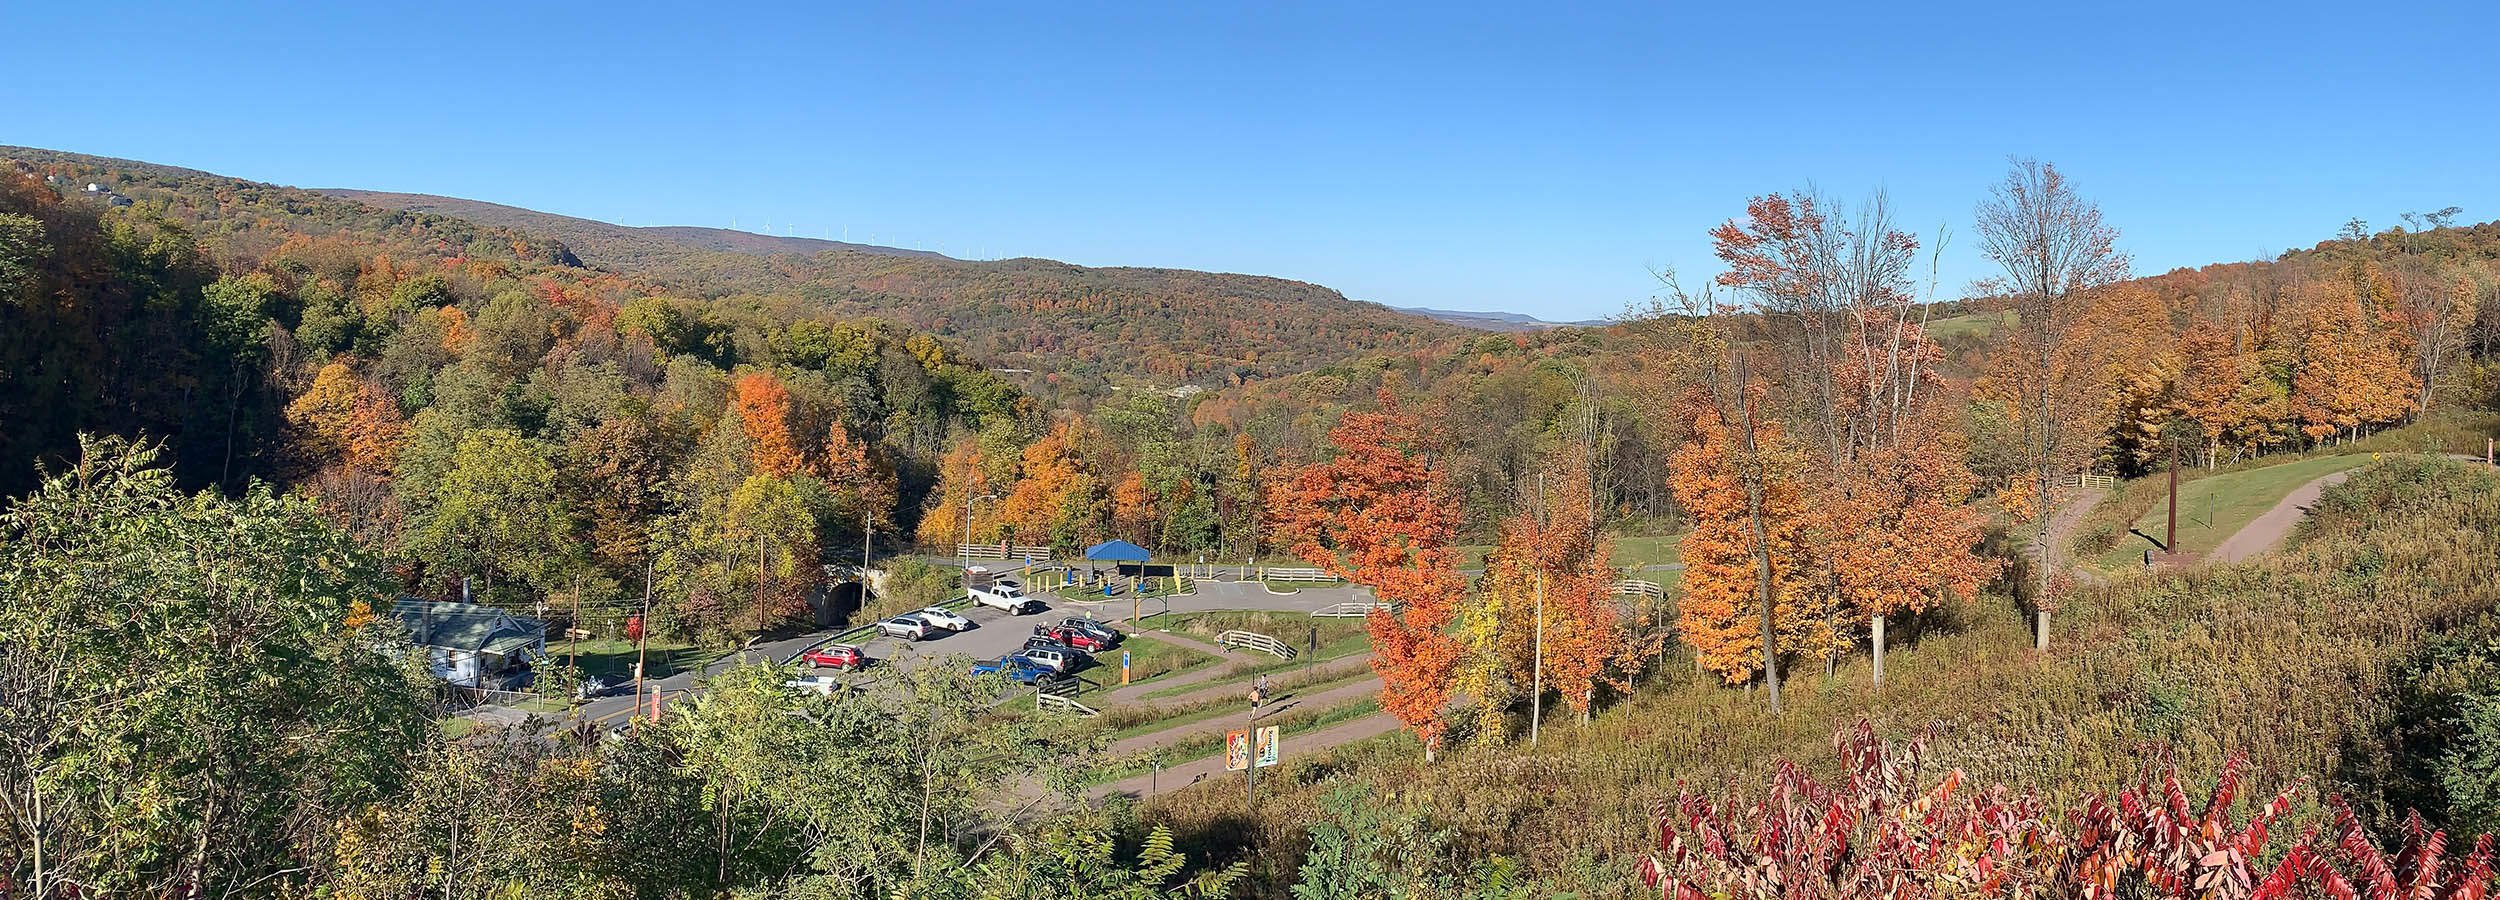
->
[[1140, 456, 2500, 896]]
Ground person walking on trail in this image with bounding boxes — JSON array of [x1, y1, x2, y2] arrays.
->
[[1248, 680, 1266, 719]]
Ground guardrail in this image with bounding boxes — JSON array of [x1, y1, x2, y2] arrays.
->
[[1310, 601, 1390, 618], [1215, 630, 1298, 659], [1612, 579, 1664, 599], [1258, 566, 1340, 583], [955, 542, 1056, 561]]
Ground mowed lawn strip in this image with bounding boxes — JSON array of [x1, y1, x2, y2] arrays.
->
[[2089, 453, 2371, 570]]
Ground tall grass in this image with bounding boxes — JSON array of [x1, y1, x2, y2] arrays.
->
[[1140, 456, 2500, 896]]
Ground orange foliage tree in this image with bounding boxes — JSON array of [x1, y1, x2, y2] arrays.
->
[[1268, 394, 1467, 759], [731, 372, 804, 478], [916, 439, 1002, 548], [1668, 402, 1814, 689], [1001, 420, 1102, 549], [285, 361, 406, 474]]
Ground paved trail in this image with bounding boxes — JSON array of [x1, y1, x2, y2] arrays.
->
[[2208, 469, 2354, 564]]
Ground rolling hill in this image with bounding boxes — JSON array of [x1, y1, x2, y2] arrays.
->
[[3, 146, 1471, 394], [315, 188, 1472, 390]]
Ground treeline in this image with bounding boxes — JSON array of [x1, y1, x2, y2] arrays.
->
[[0, 160, 1031, 645], [320, 177, 1471, 391]]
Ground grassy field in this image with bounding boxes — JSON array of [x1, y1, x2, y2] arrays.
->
[[1609, 532, 1687, 569], [2083, 453, 2370, 570], [1108, 634, 1223, 687], [564, 637, 730, 680], [1924, 310, 2015, 340], [1091, 695, 1385, 785], [1134, 458, 2500, 895]]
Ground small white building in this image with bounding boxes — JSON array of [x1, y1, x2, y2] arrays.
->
[[390, 598, 547, 688]]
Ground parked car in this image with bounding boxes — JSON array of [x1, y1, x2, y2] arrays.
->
[[877, 616, 932, 640], [971, 656, 1055, 684], [910, 607, 974, 631], [1014, 645, 1087, 674], [576, 673, 631, 699], [798, 644, 868, 671], [1057, 615, 1121, 642], [783, 675, 857, 696], [1034, 622, 1116, 651]]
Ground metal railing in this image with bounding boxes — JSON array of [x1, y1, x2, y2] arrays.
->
[[1310, 601, 1391, 618], [1612, 579, 1664, 598], [1215, 630, 1298, 659]]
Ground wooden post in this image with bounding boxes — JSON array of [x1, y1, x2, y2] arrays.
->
[[1871, 614, 1885, 686], [2166, 443, 2179, 553]]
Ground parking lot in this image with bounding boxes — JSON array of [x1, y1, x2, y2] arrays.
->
[[569, 573, 1384, 723]]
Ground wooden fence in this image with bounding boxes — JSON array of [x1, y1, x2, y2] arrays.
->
[[1612, 579, 1665, 599], [1257, 566, 1339, 583], [955, 542, 1056, 561], [1215, 630, 1298, 659]]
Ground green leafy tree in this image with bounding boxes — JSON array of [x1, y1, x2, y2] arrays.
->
[[403, 428, 584, 603], [0, 436, 427, 898]]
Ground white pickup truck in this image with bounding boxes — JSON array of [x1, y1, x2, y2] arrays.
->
[[965, 567, 1044, 614]]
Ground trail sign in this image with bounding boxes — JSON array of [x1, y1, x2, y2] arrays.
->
[[1254, 725, 1279, 768], [1225, 729, 1251, 771]]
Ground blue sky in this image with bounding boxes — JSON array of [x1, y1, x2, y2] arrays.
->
[[7, 1, 2495, 321]]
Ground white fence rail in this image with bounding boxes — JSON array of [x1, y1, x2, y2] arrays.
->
[[1215, 629, 1298, 659], [956, 542, 1056, 561], [1310, 601, 1391, 618], [1258, 566, 1339, 583], [2062, 473, 2117, 490], [1612, 579, 1665, 599], [1036, 691, 1099, 717]]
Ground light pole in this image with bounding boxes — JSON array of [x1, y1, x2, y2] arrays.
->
[[960, 493, 999, 566]]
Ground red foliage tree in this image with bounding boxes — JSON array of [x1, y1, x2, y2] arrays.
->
[[1267, 393, 1466, 758]]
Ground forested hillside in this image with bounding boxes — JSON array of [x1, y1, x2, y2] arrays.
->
[[321, 185, 1468, 390], [0, 150, 1029, 645]]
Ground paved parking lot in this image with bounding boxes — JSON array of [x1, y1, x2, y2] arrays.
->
[[570, 573, 1384, 723]]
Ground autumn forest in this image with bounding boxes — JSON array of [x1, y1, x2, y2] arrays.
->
[[7, 143, 2500, 899]]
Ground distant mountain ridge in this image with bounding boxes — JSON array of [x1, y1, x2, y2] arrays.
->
[[318, 189, 947, 263], [1387, 305, 1602, 331], [6, 145, 1483, 390]]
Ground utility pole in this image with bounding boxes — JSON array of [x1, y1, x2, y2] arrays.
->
[[1531, 471, 1546, 748], [569, 574, 580, 676], [637, 556, 653, 723]]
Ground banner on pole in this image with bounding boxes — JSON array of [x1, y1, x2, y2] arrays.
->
[[1225, 729, 1251, 771], [1254, 725, 1279, 768]]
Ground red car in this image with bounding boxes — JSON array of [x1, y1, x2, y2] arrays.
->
[[1034, 623, 1115, 652], [798, 644, 867, 671]]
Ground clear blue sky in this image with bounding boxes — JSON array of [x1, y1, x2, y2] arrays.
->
[[8, 1, 2495, 321]]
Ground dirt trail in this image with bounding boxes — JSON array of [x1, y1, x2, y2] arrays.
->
[[1090, 712, 1406, 800]]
